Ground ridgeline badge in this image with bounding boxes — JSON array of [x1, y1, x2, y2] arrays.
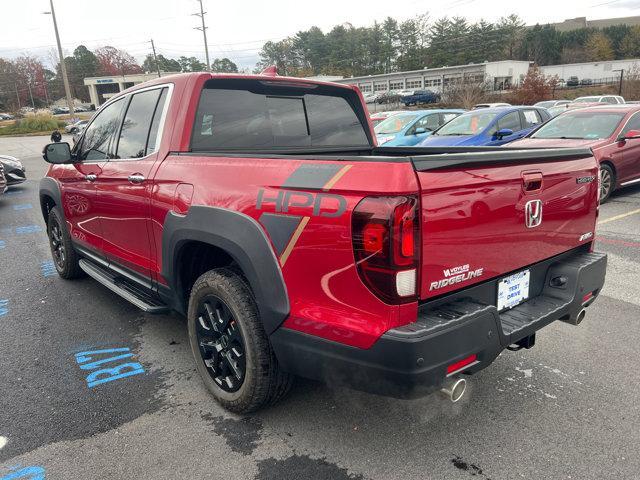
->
[[429, 264, 484, 291]]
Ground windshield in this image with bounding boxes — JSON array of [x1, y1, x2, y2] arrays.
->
[[374, 113, 418, 134], [535, 101, 556, 109], [573, 97, 599, 103], [433, 111, 498, 136], [531, 111, 625, 139]]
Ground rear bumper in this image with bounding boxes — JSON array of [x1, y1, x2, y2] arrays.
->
[[271, 250, 607, 398]]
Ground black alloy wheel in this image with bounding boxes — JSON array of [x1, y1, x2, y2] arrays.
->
[[195, 295, 246, 392], [49, 216, 66, 269]]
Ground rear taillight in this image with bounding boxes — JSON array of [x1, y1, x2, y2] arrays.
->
[[352, 196, 420, 304]]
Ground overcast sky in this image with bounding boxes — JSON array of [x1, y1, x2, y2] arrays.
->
[[1, 0, 639, 71]]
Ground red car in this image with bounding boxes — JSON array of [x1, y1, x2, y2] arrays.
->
[[511, 104, 640, 201], [39, 72, 606, 412]]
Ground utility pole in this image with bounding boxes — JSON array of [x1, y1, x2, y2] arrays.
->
[[14, 83, 21, 109], [193, 0, 211, 71], [150, 39, 161, 78], [44, 0, 74, 115], [27, 83, 35, 109]]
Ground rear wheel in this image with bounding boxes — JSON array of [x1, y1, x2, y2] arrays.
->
[[600, 164, 615, 203], [47, 207, 84, 279], [187, 268, 293, 413]]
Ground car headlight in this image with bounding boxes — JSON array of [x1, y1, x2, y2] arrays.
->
[[377, 136, 395, 145]]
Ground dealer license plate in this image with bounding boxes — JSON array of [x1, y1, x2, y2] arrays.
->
[[497, 270, 530, 311]]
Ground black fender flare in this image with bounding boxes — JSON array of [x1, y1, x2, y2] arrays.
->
[[39, 177, 63, 225], [162, 206, 290, 334]]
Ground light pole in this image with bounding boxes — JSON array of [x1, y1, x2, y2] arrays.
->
[[44, 0, 74, 115], [193, 0, 211, 71], [613, 69, 624, 97]]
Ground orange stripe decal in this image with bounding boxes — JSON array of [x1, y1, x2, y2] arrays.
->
[[279, 216, 310, 266], [322, 165, 353, 191]]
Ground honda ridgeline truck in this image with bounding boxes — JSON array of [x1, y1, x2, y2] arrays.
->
[[40, 71, 607, 412]]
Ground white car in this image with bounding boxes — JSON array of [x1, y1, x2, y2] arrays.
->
[[572, 95, 625, 105], [64, 120, 88, 134], [534, 100, 571, 109], [473, 102, 511, 109]]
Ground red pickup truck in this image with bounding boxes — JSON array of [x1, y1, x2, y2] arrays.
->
[[40, 72, 607, 413]]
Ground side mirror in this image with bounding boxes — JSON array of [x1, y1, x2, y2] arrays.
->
[[619, 129, 640, 141], [414, 127, 427, 135], [495, 128, 513, 139], [42, 142, 73, 164]]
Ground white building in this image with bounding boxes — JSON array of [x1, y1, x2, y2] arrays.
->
[[84, 72, 180, 107], [539, 58, 640, 83], [334, 61, 532, 94]]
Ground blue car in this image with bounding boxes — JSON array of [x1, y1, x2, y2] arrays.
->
[[417, 106, 551, 147], [402, 90, 440, 106], [375, 109, 465, 147]]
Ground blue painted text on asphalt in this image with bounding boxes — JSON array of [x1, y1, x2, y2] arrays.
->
[[0, 466, 46, 480], [0, 300, 8, 317], [41, 261, 56, 277], [15, 226, 42, 235], [12, 204, 32, 211], [74, 347, 145, 388], [0, 240, 5, 249]]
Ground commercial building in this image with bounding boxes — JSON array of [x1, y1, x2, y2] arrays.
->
[[83, 72, 179, 107], [540, 58, 640, 84], [547, 16, 640, 32], [334, 61, 532, 94]]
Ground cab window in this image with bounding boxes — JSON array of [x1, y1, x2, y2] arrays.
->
[[116, 88, 166, 159], [78, 99, 124, 161]]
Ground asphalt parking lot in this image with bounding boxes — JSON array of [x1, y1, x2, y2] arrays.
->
[[1, 135, 639, 480]]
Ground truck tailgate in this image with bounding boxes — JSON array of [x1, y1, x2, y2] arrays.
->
[[414, 150, 599, 300]]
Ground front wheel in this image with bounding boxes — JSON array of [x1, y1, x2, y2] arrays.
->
[[187, 268, 293, 413], [47, 207, 84, 279], [600, 164, 615, 203]]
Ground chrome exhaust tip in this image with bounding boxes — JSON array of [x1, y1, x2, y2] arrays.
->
[[576, 308, 586, 325], [440, 377, 467, 403], [561, 308, 587, 326]]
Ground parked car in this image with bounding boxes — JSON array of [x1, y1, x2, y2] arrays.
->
[[473, 102, 511, 109], [0, 155, 26, 186], [0, 113, 15, 120], [548, 101, 602, 118], [580, 79, 593, 86], [573, 95, 625, 105], [64, 120, 89, 134], [376, 90, 402, 104], [534, 100, 571, 109], [38, 71, 606, 412], [402, 90, 440, 106], [363, 93, 383, 104], [375, 109, 464, 146], [510, 104, 640, 202], [369, 110, 403, 126], [566, 76, 580, 87], [418, 106, 551, 147]]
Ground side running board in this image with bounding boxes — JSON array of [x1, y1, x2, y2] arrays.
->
[[79, 259, 169, 314]]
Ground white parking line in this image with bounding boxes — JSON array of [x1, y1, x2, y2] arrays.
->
[[598, 208, 640, 225], [0, 436, 7, 450]]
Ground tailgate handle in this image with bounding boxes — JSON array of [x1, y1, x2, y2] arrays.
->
[[522, 172, 543, 193]]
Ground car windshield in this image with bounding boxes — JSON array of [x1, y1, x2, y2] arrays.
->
[[531, 111, 626, 139], [573, 97, 599, 103], [535, 101, 556, 109], [433, 111, 498, 136], [374, 113, 418, 134]]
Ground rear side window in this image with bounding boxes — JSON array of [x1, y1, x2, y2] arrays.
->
[[522, 109, 542, 128], [498, 111, 522, 132], [116, 88, 165, 159], [191, 82, 369, 151]]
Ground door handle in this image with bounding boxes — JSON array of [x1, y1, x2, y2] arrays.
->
[[85, 174, 97, 182], [128, 174, 145, 184]]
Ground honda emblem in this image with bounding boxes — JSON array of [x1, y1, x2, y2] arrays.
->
[[525, 200, 543, 228]]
